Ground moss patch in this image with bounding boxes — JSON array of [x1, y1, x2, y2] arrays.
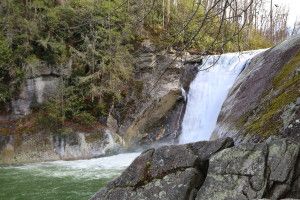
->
[[273, 51, 300, 89], [242, 50, 300, 138]]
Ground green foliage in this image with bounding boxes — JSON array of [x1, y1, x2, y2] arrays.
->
[[0, 35, 12, 105], [73, 112, 97, 125], [143, 0, 272, 52], [0, 0, 133, 128], [0, 33, 24, 107], [37, 102, 63, 133], [0, 0, 274, 132], [0, 83, 10, 105], [0, 35, 12, 66], [247, 30, 273, 50]]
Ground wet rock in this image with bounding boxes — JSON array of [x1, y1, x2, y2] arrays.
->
[[180, 63, 199, 92], [125, 89, 182, 144], [116, 47, 201, 146], [0, 135, 10, 152], [118, 51, 186, 145]]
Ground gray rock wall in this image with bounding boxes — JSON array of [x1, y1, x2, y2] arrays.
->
[[10, 60, 72, 117], [11, 77, 60, 116], [0, 130, 121, 164], [92, 137, 300, 200], [111, 43, 199, 146]]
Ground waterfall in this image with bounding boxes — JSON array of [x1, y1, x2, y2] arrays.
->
[[179, 50, 265, 144]]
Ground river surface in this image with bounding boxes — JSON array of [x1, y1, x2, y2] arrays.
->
[[0, 153, 140, 200]]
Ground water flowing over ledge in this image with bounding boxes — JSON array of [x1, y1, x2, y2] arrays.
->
[[179, 50, 266, 144]]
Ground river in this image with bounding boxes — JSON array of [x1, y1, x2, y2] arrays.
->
[[0, 153, 140, 200]]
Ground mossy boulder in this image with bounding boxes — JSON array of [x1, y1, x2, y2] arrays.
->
[[213, 34, 300, 143]]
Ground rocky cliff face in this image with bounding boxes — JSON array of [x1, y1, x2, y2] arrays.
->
[[11, 60, 72, 117], [110, 40, 199, 146], [0, 59, 120, 164], [91, 137, 300, 200], [0, 130, 122, 164], [0, 40, 199, 164], [213, 34, 300, 143]]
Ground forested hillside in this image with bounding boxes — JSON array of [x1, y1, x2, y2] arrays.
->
[[0, 0, 293, 134]]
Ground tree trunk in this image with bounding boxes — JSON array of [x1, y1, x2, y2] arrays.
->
[[165, 0, 171, 28]]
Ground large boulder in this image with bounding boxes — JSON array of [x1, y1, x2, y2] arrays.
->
[[213, 34, 300, 143], [196, 137, 300, 200], [92, 137, 300, 200], [91, 138, 234, 200]]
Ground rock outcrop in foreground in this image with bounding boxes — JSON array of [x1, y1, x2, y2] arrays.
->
[[92, 137, 300, 200]]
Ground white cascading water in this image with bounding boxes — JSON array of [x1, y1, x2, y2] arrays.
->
[[179, 50, 265, 144]]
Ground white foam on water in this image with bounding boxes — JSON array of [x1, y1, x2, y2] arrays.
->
[[8, 152, 140, 180], [179, 50, 266, 144], [49, 152, 140, 169]]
